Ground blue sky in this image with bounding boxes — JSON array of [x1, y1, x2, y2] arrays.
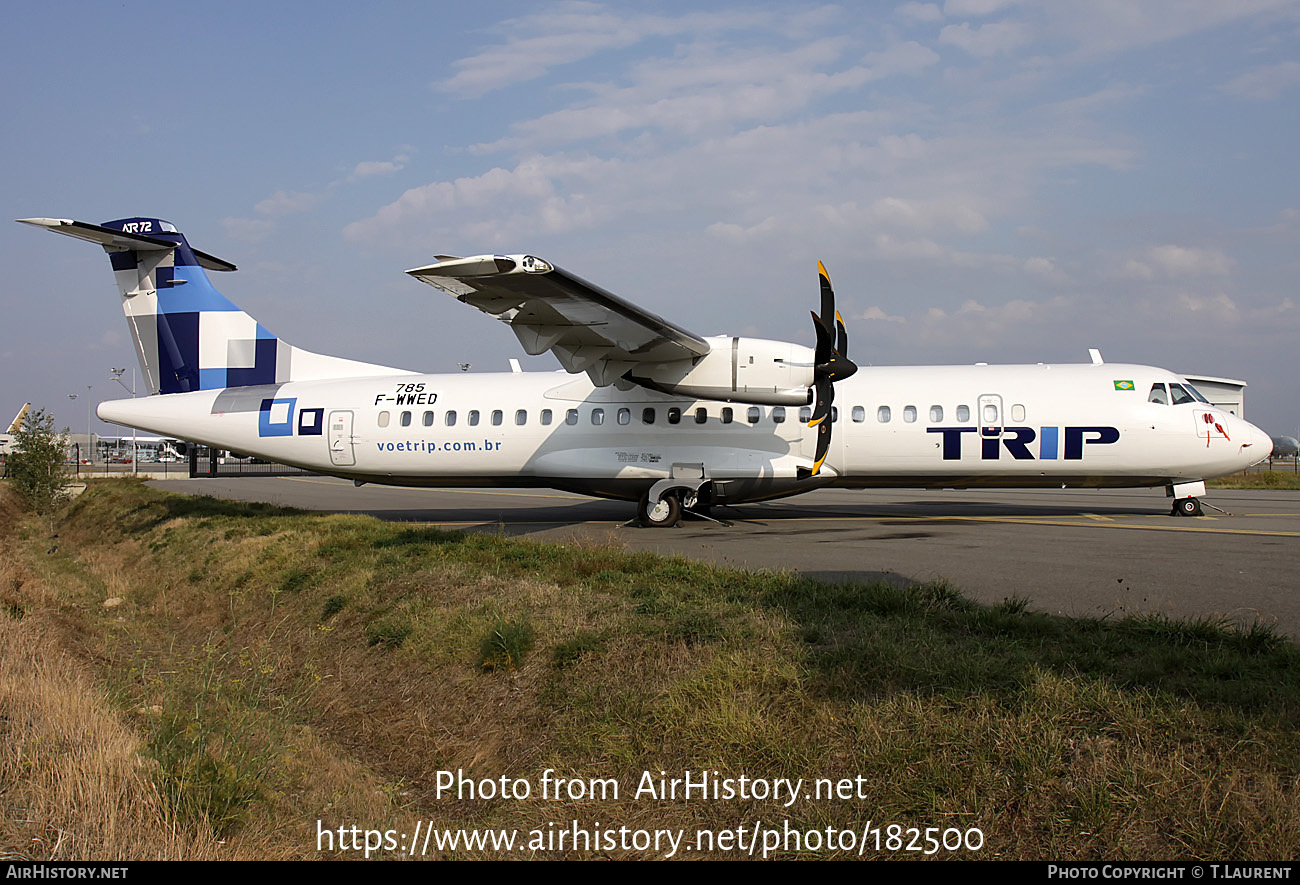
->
[[5, 0, 1299, 436]]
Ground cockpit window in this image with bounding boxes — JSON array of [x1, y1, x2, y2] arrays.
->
[[1148, 383, 1168, 405], [1168, 383, 1196, 406], [1183, 382, 1210, 404]]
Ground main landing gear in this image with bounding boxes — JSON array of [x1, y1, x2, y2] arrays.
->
[[639, 489, 682, 527], [638, 483, 725, 527]]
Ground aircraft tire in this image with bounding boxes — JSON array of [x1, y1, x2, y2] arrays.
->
[[1174, 497, 1203, 517], [640, 490, 681, 528]]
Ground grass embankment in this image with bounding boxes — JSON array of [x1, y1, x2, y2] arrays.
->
[[3, 480, 1299, 859], [1209, 469, 1300, 490]]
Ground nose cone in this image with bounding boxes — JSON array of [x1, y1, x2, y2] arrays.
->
[[1239, 419, 1273, 468]]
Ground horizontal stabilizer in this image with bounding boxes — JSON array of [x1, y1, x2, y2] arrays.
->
[[16, 217, 236, 272]]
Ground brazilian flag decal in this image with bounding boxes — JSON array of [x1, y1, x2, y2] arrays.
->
[[1114, 380, 1135, 391]]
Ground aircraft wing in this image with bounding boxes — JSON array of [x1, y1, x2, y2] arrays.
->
[[406, 254, 710, 386]]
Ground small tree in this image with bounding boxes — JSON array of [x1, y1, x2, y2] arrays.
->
[[6, 407, 71, 514]]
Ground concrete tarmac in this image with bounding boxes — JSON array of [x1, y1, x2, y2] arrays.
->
[[149, 477, 1300, 637]]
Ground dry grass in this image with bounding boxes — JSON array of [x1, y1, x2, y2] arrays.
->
[[0, 588, 218, 859], [2, 479, 1299, 859]]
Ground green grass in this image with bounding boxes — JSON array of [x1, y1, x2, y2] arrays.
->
[[1209, 469, 1300, 490], [7, 478, 1300, 858]]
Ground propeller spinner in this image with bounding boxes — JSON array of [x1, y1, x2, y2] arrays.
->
[[799, 261, 858, 479]]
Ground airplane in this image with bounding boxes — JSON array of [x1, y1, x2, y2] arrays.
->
[[1271, 436, 1299, 459], [17, 216, 1271, 524], [0, 403, 32, 456]]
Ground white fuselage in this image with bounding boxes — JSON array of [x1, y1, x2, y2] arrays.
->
[[97, 361, 1270, 504]]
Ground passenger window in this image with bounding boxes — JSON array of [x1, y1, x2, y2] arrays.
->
[[445, 410, 457, 426], [491, 410, 503, 426], [852, 406, 865, 423], [618, 408, 630, 425], [772, 407, 786, 424], [377, 411, 390, 428], [930, 405, 943, 423], [956, 405, 970, 423], [668, 408, 681, 425], [721, 407, 733, 424], [799, 406, 812, 423], [566, 409, 579, 425], [877, 406, 891, 423], [695, 407, 707, 424], [468, 410, 480, 427], [591, 408, 604, 425], [515, 409, 527, 426], [983, 403, 998, 423], [747, 406, 761, 424], [422, 411, 434, 427], [400, 411, 412, 427], [1011, 404, 1025, 423], [541, 409, 553, 426], [831, 406, 838, 423], [903, 405, 917, 423], [642, 408, 656, 424]]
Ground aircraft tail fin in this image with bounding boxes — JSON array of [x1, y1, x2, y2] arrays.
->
[[17, 217, 409, 394], [6, 403, 31, 434]]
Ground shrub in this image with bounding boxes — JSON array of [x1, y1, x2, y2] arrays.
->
[[6, 407, 70, 514]]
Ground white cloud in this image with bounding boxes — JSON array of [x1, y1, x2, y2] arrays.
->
[[938, 20, 1031, 57], [862, 294, 1076, 350], [1170, 290, 1238, 322], [1148, 245, 1234, 277], [220, 216, 276, 243], [343, 155, 621, 249], [474, 37, 873, 151], [435, 4, 783, 98], [254, 190, 322, 217], [943, 0, 1022, 17], [1040, 0, 1300, 60], [862, 305, 906, 322], [863, 41, 941, 78], [895, 2, 944, 24], [1117, 245, 1234, 280], [349, 155, 410, 181], [1220, 61, 1300, 101]]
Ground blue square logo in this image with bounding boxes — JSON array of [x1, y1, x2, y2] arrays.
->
[[258, 397, 296, 437]]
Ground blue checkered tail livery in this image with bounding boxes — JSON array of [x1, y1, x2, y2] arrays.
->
[[17, 216, 404, 394]]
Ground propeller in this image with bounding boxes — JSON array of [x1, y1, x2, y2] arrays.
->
[[799, 261, 858, 480]]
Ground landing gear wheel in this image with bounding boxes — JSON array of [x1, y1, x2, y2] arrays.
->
[[1173, 497, 1203, 517], [639, 490, 681, 528]]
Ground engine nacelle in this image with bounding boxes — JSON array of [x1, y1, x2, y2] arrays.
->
[[624, 336, 815, 405]]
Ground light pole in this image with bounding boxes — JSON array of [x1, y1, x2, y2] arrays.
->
[[110, 368, 137, 476], [67, 393, 78, 467]]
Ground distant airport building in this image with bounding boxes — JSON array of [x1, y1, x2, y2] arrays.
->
[[1181, 374, 1246, 418]]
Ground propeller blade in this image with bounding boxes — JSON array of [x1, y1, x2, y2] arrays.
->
[[818, 260, 835, 327], [804, 261, 856, 478], [809, 376, 833, 426]]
